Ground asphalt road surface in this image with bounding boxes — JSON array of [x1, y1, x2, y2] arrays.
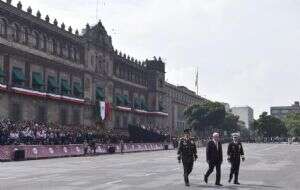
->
[[0, 143, 299, 190]]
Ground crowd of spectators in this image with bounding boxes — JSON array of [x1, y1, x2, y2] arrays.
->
[[0, 119, 127, 145], [128, 124, 169, 143], [140, 124, 169, 137]]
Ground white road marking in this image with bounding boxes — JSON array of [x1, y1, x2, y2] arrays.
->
[[144, 172, 157, 176], [105, 180, 123, 185], [0, 177, 17, 180]]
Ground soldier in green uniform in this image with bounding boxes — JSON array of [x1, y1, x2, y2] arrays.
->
[[227, 133, 245, 185], [177, 128, 198, 186]]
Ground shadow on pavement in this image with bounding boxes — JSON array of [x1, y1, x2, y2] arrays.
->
[[195, 183, 281, 189]]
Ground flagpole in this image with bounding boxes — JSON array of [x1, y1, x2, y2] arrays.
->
[[197, 67, 199, 95], [96, 0, 99, 21], [195, 67, 199, 95]]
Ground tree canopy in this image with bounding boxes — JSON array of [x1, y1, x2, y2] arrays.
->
[[283, 113, 300, 137], [222, 112, 241, 134], [184, 101, 226, 136], [253, 112, 287, 137]]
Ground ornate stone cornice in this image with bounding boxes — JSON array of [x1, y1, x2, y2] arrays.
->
[[0, 1, 83, 44]]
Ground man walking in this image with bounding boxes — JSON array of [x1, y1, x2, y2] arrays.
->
[[204, 132, 223, 186], [177, 128, 198, 186], [227, 133, 245, 185]]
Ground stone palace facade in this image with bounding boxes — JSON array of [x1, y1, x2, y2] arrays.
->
[[0, 0, 207, 136]]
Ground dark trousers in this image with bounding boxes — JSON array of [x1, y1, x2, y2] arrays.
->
[[183, 161, 194, 183], [230, 159, 240, 183], [205, 162, 221, 184]]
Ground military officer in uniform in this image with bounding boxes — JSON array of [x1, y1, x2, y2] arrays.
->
[[227, 133, 245, 185], [177, 128, 198, 186]]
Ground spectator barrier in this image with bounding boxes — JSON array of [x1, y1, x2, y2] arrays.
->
[[0, 143, 174, 161]]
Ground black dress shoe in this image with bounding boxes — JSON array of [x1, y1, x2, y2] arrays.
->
[[215, 183, 223, 186], [234, 182, 240, 185], [204, 176, 208, 184], [185, 182, 190, 186]]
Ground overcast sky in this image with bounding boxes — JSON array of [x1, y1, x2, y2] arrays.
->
[[18, 0, 300, 118]]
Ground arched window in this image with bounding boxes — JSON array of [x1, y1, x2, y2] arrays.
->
[[52, 39, 57, 55], [10, 23, 20, 42], [20, 27, 29, 45], [47, 37, 53, 53], [76, 49, 80, 63], [68, 45, 74, 60], [59, 42, 63, 57], [61, 42, 68, 58], [73, 47, 78, 62], [33, 31, 40, 49], [40, 34, 47, 51], [0, 18, 7, 37], [67, 44, 71, 59], [116, 65, 120, 76]]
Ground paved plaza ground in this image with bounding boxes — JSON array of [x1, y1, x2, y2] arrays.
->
[[0, 143, 299, 190]]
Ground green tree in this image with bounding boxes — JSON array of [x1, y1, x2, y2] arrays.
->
[[254, 112, 287, 137], [222, 113, 240, 134], [283, 113, 300, 137], [184, 101, 225, 137], [239, 126, 251, 140]]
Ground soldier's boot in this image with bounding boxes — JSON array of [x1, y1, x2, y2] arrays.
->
[[184, 175, 190, 186], [234, 170, 240, 184], [228, 173, 233, 183]]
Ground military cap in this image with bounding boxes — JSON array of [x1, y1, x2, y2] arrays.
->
[[213, 132, 219, 137], [183, 128, 192, 134], [232, 133, 240, 138]]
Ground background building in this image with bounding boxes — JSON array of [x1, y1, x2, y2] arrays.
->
[[0, 1, 207, 137], [270, 101, 300, 120], [0, 1, 168, 136], [164, 83, 207, 135], [231, 106, 254, 129], [221, 102, 231, 113]]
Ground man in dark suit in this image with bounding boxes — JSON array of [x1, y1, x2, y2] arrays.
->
[[227, 133, 245, 185], [204, 132, 223, 186], [177, 128, 198, 186]]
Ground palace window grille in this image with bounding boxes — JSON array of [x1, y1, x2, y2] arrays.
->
[[32, 72, 44, 91], [0, 65, 5, 84], [61, 79, 71, 96], [73, 82, 83, 98], [12, 67, 25, 86], [47, 76, 58, 94]]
